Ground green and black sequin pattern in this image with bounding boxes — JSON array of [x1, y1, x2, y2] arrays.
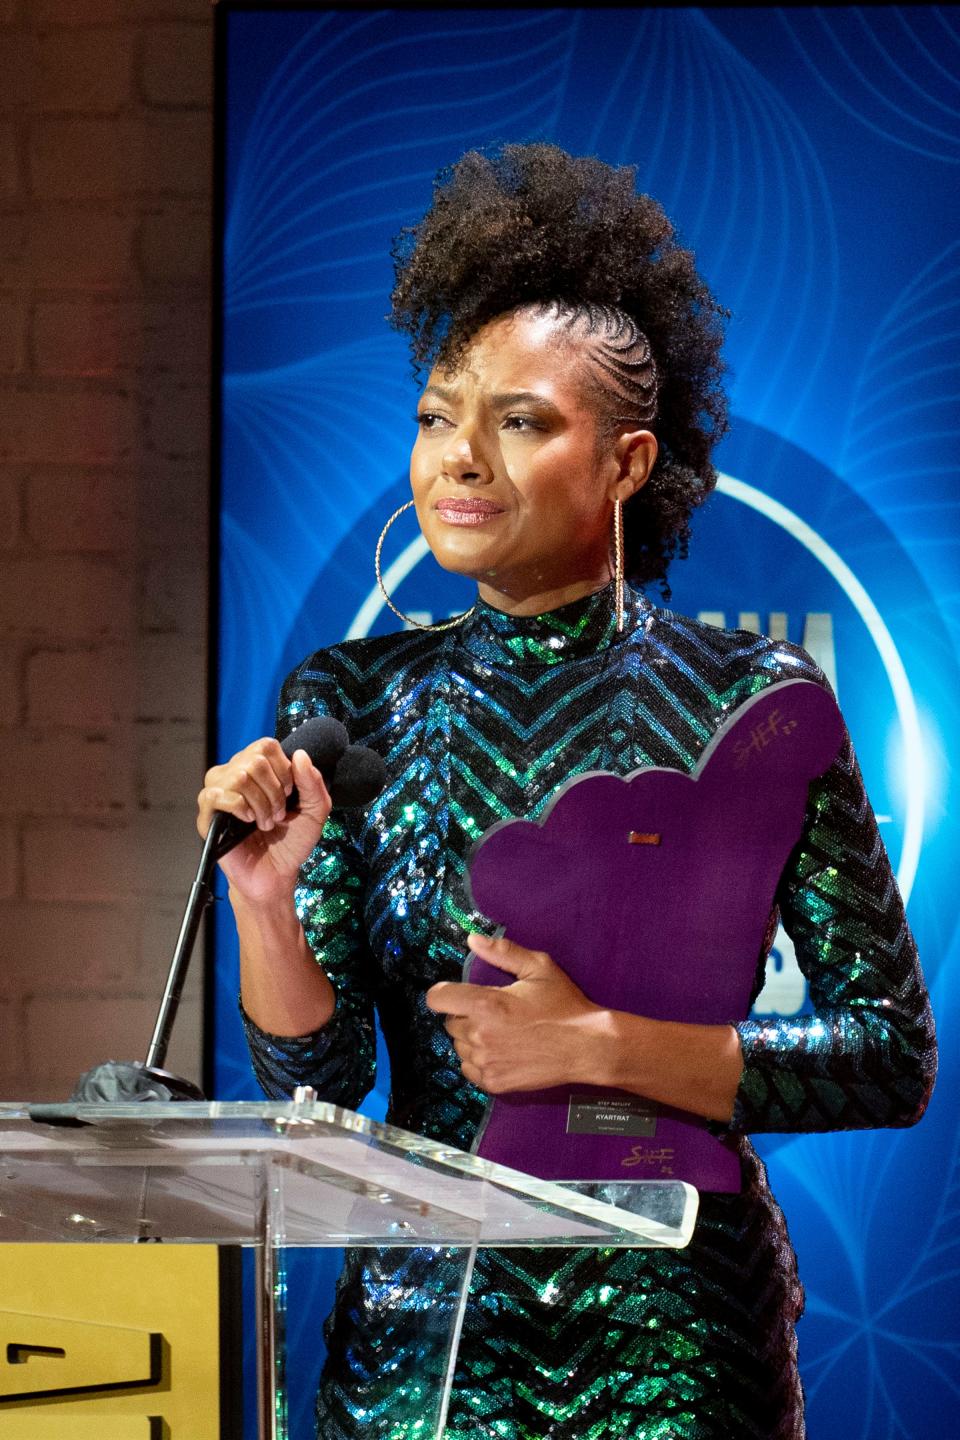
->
[[243, 583, 934, 1440]]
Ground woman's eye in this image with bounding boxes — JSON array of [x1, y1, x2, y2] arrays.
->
[[414, 411, 450, 430], [502, 414, 542, 432]]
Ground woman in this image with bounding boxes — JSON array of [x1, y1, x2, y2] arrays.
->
[[199, 145, 935, 1439]]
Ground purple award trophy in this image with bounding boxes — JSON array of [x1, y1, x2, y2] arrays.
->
[[465, 679, 845, 1192]]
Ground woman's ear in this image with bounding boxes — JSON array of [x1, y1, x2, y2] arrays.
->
[[609, 429, 658, 502]]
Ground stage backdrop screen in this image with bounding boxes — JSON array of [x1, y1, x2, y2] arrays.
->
[[214, 6, 959, 1436]]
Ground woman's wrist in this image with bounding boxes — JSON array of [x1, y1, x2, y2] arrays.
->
[[229, 884, 301, 935], [576, 1008, 742, 1124], [233, 886, 337, 1036], [573, 1006, 646, 1089]]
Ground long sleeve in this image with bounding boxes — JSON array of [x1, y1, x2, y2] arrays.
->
[[241, 666, 378, 1107], [731, 732, 937, 1132]]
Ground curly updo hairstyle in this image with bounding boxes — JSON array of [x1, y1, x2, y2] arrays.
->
[[389, 143, 729, 596]]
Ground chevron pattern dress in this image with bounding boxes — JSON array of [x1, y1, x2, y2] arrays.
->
[[243, 583, 935, 1440]]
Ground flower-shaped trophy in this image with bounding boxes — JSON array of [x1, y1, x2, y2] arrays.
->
[[466, 679, 845, 1192]]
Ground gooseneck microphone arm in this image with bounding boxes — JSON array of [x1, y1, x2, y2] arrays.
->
[[142, 717, 387, 1087], [50, 719, 385, 1107], [144, 817, 222, 1075]]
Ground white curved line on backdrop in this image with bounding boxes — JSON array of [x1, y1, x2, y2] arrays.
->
[[347, 475, 925, 901], [715, 473, 923, 902], [777, 8, 960, 163], [346, 533, 431, 641]]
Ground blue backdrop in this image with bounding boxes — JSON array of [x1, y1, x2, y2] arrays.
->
[[214, 7, 960, 1436]]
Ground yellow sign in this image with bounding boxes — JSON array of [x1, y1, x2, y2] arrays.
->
[[0, 1421, 164, 1439], [0, 1245, 223, 1438], [0, 1310, 160, 1400]]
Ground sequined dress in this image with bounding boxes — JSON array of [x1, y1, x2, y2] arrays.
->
[[243, 584, 935, 1440]]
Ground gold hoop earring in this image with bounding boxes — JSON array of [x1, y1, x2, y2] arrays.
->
[[613, 498, 625, 633], [375, 500, 476, 632]]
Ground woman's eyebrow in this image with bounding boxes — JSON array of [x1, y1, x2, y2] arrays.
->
[[490, 390, 560, 411], [419, 385, 560, 412]]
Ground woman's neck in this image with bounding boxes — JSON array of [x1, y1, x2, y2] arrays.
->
[[476, 567, 613, 617]]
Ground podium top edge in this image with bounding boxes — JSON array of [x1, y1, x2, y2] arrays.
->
[[0, 1101, 698, 1246]]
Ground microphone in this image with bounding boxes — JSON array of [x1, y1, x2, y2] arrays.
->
[[56, 717, 387, 1109], [209, 716, 387, 860]]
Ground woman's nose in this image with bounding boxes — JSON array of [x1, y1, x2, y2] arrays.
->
[[442, 432, 493, 484]]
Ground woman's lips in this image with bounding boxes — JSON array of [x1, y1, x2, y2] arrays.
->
[[434, 498, 506, 526]]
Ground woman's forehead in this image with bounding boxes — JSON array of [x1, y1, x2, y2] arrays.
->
[[428, 309, 588, 400]]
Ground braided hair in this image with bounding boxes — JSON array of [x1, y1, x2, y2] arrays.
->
[[389, 143, 729, 595]]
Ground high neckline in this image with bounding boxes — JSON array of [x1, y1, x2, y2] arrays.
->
[[458, 581, 648, 666]]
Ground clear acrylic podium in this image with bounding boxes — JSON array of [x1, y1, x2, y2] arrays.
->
[[0, 1100, 698, 1438]]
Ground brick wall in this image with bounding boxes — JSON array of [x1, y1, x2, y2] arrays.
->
[[0, 0, 212, 1099]]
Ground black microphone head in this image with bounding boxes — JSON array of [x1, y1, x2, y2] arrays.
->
[[329, 744, 387, 808], [280, 715, 349, 778]]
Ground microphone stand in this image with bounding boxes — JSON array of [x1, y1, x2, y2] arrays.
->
[[139, 821, 224, 1098], [58, 824, 225, 1105], [57, 728, 385, 1107], [28, 828, 220, 1241]]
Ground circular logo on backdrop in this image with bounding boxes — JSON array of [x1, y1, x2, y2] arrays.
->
[[284, 419, 938, 1020]]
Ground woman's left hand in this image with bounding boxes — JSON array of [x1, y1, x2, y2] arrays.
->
[[425, 932, 603, 1093]]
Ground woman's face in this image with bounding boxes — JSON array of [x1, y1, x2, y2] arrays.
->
[[410, 308, 656, 615]]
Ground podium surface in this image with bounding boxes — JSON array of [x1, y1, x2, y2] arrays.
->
[[0, 1102, 698, 1437]]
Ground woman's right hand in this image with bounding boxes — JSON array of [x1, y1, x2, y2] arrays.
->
[[196, 738, 333, 904]]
